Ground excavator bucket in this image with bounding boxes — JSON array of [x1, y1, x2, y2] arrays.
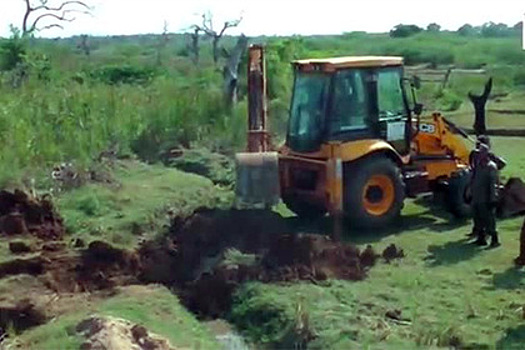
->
[[235, 152, 280, 207], [498, 177, 525, 218], [235, 45, 280, 208]]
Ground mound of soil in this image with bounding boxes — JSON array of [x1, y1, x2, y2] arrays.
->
[[0, 240, 139, 294], [498, 177, 525, 218], [76, 316, 177, 350], [0, 206, 404, 326], [138, 208, 401, 317], [0, 190, 64, 240]]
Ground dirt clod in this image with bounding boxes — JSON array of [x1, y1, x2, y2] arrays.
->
[[382, 244, 405, 263], [9, 241, 32, 254], [360, 245, 379, 268], [0, 257, 45, 278]]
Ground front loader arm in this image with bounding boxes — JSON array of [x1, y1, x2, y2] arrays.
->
[[437, 116, 472, 165], [412, 113, 472, 166]]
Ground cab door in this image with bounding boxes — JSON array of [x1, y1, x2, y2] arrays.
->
[[376, 67, 411, 155]]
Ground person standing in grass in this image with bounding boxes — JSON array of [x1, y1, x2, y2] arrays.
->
[[471, 143, 500, 248]]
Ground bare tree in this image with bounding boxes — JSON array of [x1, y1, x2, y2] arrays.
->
[[21, 0, 91, 37], [194, 12, 242, 64], [468, 77, 492, 136], [156, 21, 169, 66], [186, 26, 201, 65]]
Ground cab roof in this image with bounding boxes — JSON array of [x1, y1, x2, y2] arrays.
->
[[293, 56, 404, 71]]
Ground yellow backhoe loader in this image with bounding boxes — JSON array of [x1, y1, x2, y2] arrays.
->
[[235, 45, 496, 229]]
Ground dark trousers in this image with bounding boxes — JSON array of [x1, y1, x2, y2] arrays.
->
[[472, 203, 497, 241]]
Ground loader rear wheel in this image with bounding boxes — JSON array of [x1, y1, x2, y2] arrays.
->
[[282, 195, 326, 219], [444, 170, 472, 218], [344, 156, 404, 229]]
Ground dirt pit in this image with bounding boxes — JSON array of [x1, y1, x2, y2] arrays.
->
[[138, 208, 403, 317], [0, 205, 403, 332]]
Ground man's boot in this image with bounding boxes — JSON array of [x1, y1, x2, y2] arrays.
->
[[489, 235, 500, 248], [474, 236, 487, 246]]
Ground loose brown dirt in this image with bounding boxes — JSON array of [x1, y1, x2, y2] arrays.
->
[[138, 208, 401, 317], [0, 200, 403, 335], [498, 178, 525, 218], [0, 190, 64, 240]]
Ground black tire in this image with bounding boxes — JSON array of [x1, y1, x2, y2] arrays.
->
[[344, 156, 405, 229], [445, 170, 472, 218], [282, 194, 326, 219]]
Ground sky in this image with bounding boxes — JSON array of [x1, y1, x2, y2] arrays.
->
[[1, 0, 524, 38]]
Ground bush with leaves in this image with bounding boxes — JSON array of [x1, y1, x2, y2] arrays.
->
[[0, 27, 26, 71]]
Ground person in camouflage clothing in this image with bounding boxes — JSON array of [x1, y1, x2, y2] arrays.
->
[[470, 143, 500, 248]]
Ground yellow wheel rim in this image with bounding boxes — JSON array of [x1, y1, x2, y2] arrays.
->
[[362, 175, 395, 216]]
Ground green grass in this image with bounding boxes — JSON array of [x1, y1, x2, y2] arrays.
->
[[56, 160, 233, 248], [15, 285, 218, 349], [446, 91, 525, 130], [230, 137, 525, 349]]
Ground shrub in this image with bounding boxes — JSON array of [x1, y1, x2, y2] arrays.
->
[[89, 65, 156, 85], [0, 29, 26, 71], [435, 89, 463, 111], [390, 24, 423, 38]]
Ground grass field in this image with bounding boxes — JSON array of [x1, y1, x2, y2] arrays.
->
[[56, 159, 233, 248], [14, 285, 218, 349], [230, 137, 525, 349]]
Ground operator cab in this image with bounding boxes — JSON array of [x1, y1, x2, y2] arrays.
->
[[287, 56, 411, 154]]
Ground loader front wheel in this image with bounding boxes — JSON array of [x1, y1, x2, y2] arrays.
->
[[344, 156, 404, 229]]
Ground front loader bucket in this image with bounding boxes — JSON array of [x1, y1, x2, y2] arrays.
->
[[498, 177, 525, 218], [235, 152, 280, 207]]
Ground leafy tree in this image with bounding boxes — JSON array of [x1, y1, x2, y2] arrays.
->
[[457, 23, 476, 36], [426, 23, 441, 32], [480, 22, 513, 37], [389, 24, 423, 38]]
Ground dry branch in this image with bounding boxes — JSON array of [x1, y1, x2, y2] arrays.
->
[[22, 0, 91, 36]]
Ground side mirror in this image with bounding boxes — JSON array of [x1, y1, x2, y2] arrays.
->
[[413, 103, 423, 116]]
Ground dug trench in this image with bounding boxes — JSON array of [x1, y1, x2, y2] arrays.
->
[[0, 191, 408, 343]]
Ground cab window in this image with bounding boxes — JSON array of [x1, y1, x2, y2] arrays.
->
[[329, 69, 369, 134], [377, 68, 406, 119]]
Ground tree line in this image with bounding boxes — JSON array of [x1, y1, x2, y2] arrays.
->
[[390, 21, 523, 38]]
